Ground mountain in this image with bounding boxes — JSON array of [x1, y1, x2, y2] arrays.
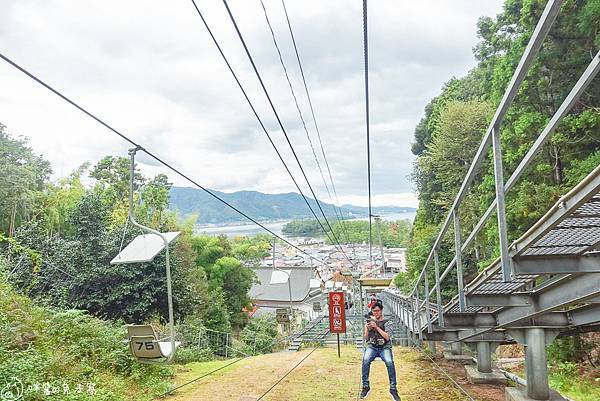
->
[[169, 186, 416, 225]]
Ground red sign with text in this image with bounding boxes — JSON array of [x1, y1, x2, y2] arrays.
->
[[328, 291, 346, 334]]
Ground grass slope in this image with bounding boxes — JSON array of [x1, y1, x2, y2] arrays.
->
[[166, 346, 505, 401]]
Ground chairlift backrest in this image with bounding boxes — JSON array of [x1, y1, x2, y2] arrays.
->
[[127, 325, 162, 359]]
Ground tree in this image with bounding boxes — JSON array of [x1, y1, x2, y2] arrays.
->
[[140, 174, 172, 227], [89, 155, 144, 205], [205, 256, 255, 329], [0, 125, 51, 235], [40, 163, 88, 237]]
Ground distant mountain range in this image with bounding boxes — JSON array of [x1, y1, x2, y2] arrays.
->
[[169, 186, 416, 225]]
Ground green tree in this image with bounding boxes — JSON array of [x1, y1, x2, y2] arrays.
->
[[89, 155, 144, 206], [0, 125, 51, 236], [205, 256, 255, 329], [140, 174, 172, 226]]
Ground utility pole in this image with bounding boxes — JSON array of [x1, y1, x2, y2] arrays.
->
[[273, 236, 294, 336], [373, 215, 385, 274]]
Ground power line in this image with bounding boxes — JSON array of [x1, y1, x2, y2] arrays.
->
[[363, 0, 373, 269], [191, 0, 352, 263], [256, 329, 329, 400], [156, 356, 248, 398], [219, 0, 353, 265], [187, 0, 349, 261], [258, 0, 347, 243], [279, 0, 354, 249], [0, 52, 331, 269]]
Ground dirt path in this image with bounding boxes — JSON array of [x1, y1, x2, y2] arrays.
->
[[166, 346, 505, 401]]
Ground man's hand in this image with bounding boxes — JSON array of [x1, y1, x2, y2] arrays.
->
[[366, 321, 377, 330]]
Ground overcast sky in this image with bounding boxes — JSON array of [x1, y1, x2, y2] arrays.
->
[[0, 0, 504, 208]]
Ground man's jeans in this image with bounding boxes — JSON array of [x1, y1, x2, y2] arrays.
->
[[361, 345, 397, 390]]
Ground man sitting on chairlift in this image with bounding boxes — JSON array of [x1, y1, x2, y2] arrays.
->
[[360, 300, 400, 401]]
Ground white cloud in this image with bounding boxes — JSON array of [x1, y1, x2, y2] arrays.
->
[[0, 0, 503, 207]]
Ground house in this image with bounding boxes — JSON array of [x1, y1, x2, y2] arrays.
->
[[249, 267, 324, 329]]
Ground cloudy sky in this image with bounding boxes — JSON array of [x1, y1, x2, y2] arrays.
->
[[0, 0, 503, 208]]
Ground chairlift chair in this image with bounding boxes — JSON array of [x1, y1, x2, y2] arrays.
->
[[111, 147, 181, 364]]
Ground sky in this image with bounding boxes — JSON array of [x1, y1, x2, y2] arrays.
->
[[0, 0, 504, 209]]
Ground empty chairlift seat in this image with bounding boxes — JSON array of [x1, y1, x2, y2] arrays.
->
[[127, 325, 181, 363]]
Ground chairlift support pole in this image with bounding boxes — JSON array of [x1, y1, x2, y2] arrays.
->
[[273, 236, 294, 336], [128, 147, 176, 363]]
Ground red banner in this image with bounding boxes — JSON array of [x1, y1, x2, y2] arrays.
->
[[328, 291, 346, 334]]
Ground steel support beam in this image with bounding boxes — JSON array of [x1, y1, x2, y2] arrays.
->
[[467, 293, 532, 307], [568, 303, 600, 327], [513, 254, 600, 274], [492, 124, 512, 282], [458, 273, 600, 342], [440, 313, 497, 328], [453, 210, 466, 311], [425, 329, 507, 343], [434, 249, 444, 327], [497, 273, 600, 326]]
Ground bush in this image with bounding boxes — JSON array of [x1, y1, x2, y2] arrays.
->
[[240, 315, 280, 354], [0, 264, 173, 400]]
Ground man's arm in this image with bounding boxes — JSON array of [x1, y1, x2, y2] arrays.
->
[[374, 323, 390, 341]]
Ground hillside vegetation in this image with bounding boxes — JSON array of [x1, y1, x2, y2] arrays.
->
[[282, 218, 412, 248], [0, 263, 173, 400], [397, 0, 600, 393], [0, 127, 278, 399], [169, 186, 415, 225]]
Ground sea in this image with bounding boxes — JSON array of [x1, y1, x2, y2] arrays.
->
[[194, 211, 416, 238]]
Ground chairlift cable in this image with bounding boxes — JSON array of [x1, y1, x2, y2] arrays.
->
[[413, 343, 476, 401], [280, 0, 354, 249], [0, 51, 331, 269], [155, 356, 248, 398], [255, 329, 330, 400], [188, 0, 351, 265], [362, 0, 374, 269], [218, 0, 353, 265], [258, 0, 351, 246]]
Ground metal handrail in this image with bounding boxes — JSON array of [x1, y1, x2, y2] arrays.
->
[[403, 0, 600, 335]]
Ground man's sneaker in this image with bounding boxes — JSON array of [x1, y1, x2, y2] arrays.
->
[[360, 386, 370, 399], [389, 389, 401, 401]]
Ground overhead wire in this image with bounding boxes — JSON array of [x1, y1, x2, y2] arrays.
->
[[155, 356, 248, 398], [255, 329, 330, 400], [362, 0, 373, 269], [258, 0, 351, 248], [217, 0, 353, 265], [413, 343, 476, 401], [279, 0, 355, 252], [0, 52, 331, 270], [188, 0, 353, 266]]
